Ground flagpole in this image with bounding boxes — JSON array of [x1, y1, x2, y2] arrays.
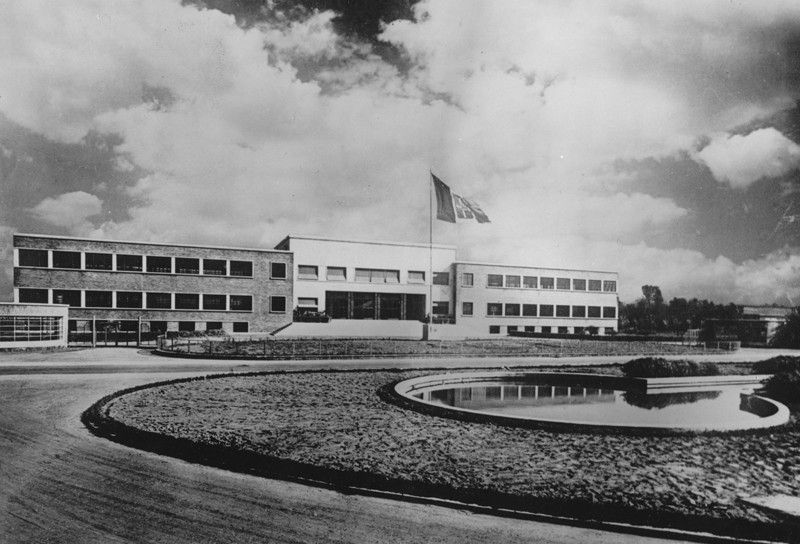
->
[[429, 170, 433, 327]]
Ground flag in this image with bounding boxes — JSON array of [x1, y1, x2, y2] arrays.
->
[[431, 173, 490, 224], [432, 173, 456, 223]]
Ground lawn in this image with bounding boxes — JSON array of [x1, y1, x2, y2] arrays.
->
[[96, 365, 800, 541]]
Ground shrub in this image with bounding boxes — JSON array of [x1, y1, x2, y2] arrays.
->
[[762, 370, 800, 404], [622, 357, 720, 378], [751, 356, 800, 374], [770, 308, 800, 348]]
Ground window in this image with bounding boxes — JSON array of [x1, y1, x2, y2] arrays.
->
[[117, 291, 143, 309], [0, 316, 62, 342], [53, 290, 81, 307], [203, 294, 226, 310], [558, 326, 569, 334], [85, 253, 112, 270], [270, 296, 287, 313], [523, 304, 537, 316], [326, 266, 346, 281], [505, 275, 520, 288], [505, 303, 520, 316], [487, 302, 503, 316], [408, 271, 425, 283], [556, 305, 570, 317], [206, 321, 222, 331], [432, 272, 449, 285], [461, 272, 474, 286], [179, 321, 195, 332], [85, 291, 112, 308], [507, 326, 518, 333], [203, 259, 226, 276], [489, 325, 500, 334], [298, 297, 318, 312], [524, 326, 535, 332], [572, 305, 586, 318], [18, 288, 48, 303], [541, 326, 551, 334], [271, 262, 287, 279], [605, 327, 616, 335], [462, 302, 473, 316], [117, 254, 142, 272], [355, 268, 400, 283], [487, 274, 503, 287], [230, 295, 252, 311], [52, 251, 80, 269], [432, 301, 449, 315], [588, 279, 602, 291], [523, 276, 537, 288], [233, 322, 249, 333], [574, 326, 585, 334], [539, 304, 554, 316], [230, 260, 253, 277], [556, 277, 571, 290], [175, 293, 199, 310], [175, 258, 200, 274], [298, 265, 318, 280], [146, 256, 172, 273], [573, 278, 586, 291], [18, 249, 48, 267], [147, 292, 172, 309], [603, 280, 617, 292], [540, 277, 554, 289], [587, 306, 601, 318], [603, 306, 617, 318]]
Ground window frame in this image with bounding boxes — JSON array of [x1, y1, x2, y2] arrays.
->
[[297, 264, 319, 280], [18, 249, 49, 268], [229, 295, 253, 312], [487, 274, 503, 287], [504, 303, 521, 316], [432, 272, 449, 285], [522, 276, 537, 288], [52, 250, 81, 269], [408, 270, 425, 283], [116, 291, 143, 309], [461, 272, 474, 287], [175, 257, 200, 275], [556, 277, 571, 290], [202, 294, 227, 311], [270, 295, 287, 313], [85, 252, 113, 271], [229, 260, 253, 277], [326, 266, 346, 281], [175, 293, 200, 310], [522, 304, 537, 316], [271, 262, 287, 279], [540, 277, 554, 289], [146, 292, 172, 310], [116, 254, 143, 272], [487, 302, 503, 316], [462, 302, 474, 316]]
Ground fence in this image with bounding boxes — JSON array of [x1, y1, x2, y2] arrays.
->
[[155, 335, 729, 360]]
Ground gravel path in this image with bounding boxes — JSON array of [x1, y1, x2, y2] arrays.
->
[[106, 368, 800, 541]]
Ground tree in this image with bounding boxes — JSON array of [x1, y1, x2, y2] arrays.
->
[[770, 308, 800, 348]]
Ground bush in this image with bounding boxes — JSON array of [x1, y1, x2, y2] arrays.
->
[[762, 370, 800, 403], [751, 356, 800, 374], [622, 357, 720, 378]]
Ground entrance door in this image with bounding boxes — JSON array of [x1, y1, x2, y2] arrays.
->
[[379, 293, 401, 319]]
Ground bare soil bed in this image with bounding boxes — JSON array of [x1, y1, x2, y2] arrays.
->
[[162, 337, 720, 359], [97, 366, 800, 541]]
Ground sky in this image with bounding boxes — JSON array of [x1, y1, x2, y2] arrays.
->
[[1, 0, 800, 304]]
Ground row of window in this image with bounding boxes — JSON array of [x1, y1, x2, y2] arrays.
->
[[488, 325, 617, 335], [69, 320, 250, 333], [17, 248, 281, 278], [0, 316, 63, 342], [17, 288, 280, 312], [480, 273, 616, 292], [472, 302, 617, 318], [297, 265, 440, 284]]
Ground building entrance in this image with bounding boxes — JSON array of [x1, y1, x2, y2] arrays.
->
[[325, 291, 425, 320]]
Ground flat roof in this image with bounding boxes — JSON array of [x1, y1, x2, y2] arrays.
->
[[14, 233, 292, 254], [454, 260, 617, 275], [279, 234, 457, 251]]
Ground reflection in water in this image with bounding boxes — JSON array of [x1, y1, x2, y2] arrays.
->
[[622, 390, 720, 410], [411, 380, 777, 430]]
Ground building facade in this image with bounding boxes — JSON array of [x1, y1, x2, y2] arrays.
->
[[0, 302, 69, 349], [13, 234, 293, 334]]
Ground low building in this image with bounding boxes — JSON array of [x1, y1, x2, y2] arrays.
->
[[705, 305, 793, 346], [0, 302, 69, 349], [13, 234, 293, 335]]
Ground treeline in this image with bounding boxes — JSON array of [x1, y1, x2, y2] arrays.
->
[[618, 285, 742, 335]]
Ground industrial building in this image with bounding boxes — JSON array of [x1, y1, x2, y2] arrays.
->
[[11, 233, 618, 341]]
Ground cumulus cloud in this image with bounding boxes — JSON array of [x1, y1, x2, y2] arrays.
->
[[693, 128, 800, 188], [28, 191, 103, 234]]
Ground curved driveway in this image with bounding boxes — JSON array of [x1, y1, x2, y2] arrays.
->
[[3, 347, 790, 543]]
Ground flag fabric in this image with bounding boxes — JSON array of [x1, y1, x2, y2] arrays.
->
[[432, 173, 456, 223], [431, 173, 490, 224]]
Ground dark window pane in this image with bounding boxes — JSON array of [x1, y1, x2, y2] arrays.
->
[[270, 296, 287, 313], [117, 254, 142, 272], [556, 305, 570, 317], [85, 253, 112, 270], [572, 305, 585, 318], [505, 275, 520, 288], [588, 279, 602, 291], [489, 325, 500, 334], [271, 262, 287, 279], [487, 274, 503, 287], [53, 290, 81, 307], [147, 256, 172, 273], [432, 301, 449, 315], [523, 304, 537, 316], [178, 321, 195, 332], [541, 326, 551, 334], [149, 321, 168, 333], [52, 251, 81, 269], [507, 326, 518, 333], [603, 306, 617, 318], [588, 306, 601, 318], [175, 258, 200, 274], [559, 326, 569, 334], [18, 288, 48, 303], [462, 302, 473, 315], [205, 321, 222, 331], [432, 272, 449, 285], [603, 280, 617, 292], [117, 291, 142, 309], [461, 272, 473, 286], [556, 277, 571, 290], [18, 249, 48, 267], [230, 295, 252, 311], [175, 293, 200, 310], [203, 294, 226, 310], [540, 277, 554, 289], [539, 304, 554, 317], [85, 291, 112, 308], [573, 279, 586, 290], [203, 259, 226, 275], [230, 260, 253, 277], [487, 302, 503, 316], [146, 292, 172, 309], [523, 276, 537, 288], [505, 303, 520, 316], [233, 322, 249, 332]]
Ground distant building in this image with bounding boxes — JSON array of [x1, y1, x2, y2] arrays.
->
[[704, 305, 793, 345]]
